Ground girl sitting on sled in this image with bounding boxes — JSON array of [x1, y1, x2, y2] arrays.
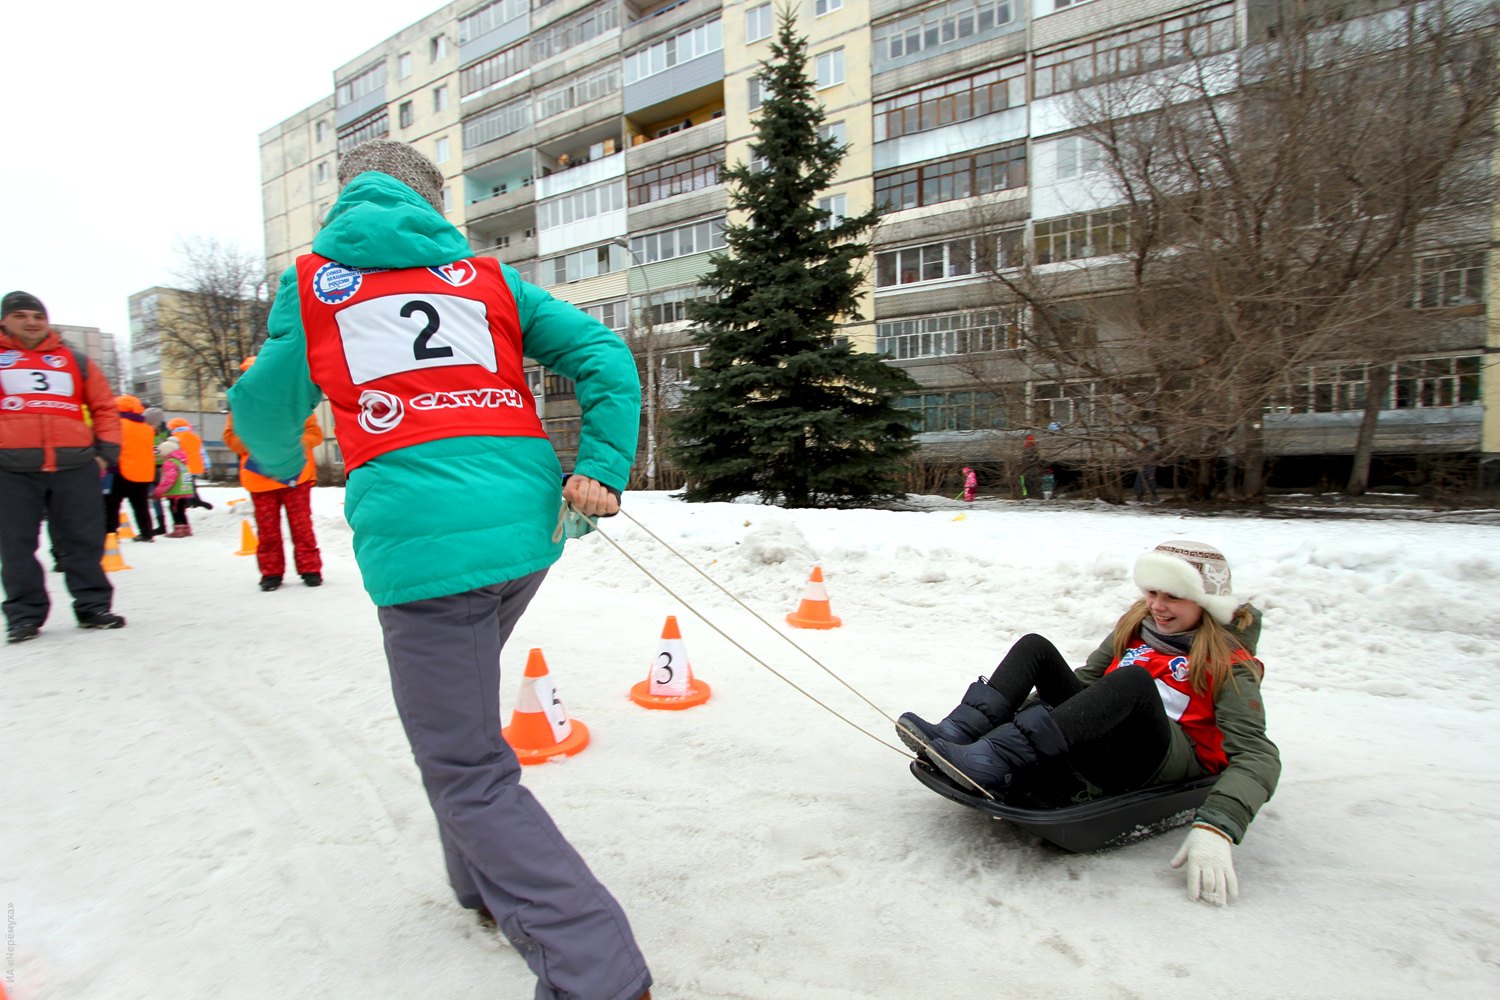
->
[[897, 539, 1278, 907]]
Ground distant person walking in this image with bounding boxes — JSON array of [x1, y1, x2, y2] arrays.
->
[[962, 466, 978, 503], [1134, 442, 1161, 502], [1020, 434, 1042, 499], [0, 290, 125, 643], [223, 360, 323, 592], [109, 395, 159, 541]]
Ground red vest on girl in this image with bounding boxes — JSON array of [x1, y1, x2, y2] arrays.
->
[[1104, 640, 1259, 772], [295, 254, 545, 472], [0, 346, 87, 420]]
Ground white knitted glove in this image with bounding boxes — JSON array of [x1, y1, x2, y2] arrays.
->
[[1170, 823, 1238, 906]]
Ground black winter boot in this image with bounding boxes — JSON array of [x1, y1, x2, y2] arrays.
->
[[926, 704, 1068, 799], [896, 679, 1014, 760]]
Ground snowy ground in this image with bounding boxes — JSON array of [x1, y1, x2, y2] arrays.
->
[[5, 487, 1498, 999]]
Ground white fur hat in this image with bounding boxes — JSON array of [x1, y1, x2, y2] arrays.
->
[[1133, 539, 1241, 625]]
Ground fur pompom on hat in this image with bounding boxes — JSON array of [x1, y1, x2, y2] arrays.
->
[[1133, 539, 1242, 625], [156, 439, 184, 458], [337, 139, 445, 212]]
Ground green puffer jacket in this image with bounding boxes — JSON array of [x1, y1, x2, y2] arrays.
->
[[226, 172, 640, 606], [1076, 606, 1279, 844]]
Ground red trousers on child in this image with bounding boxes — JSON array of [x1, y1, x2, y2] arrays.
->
[[252, 482, 321, 577]]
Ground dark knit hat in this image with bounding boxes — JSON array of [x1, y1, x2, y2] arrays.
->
[[337, 139, 445, 212], [2, 291, 46, 318]]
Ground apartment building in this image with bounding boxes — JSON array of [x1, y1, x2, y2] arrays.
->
[[260, 0, 1497, 487], [52, 324, 124, 392]]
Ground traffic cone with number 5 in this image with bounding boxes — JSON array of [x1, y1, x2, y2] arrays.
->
[[502, 648, 590, 763], [630, 615, 711, 710]]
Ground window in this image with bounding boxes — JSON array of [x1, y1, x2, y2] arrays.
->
[[531, 4, 619, 62], [462, 97, 530, 148], [875, 0, 1016, 62], [816, 194, 847, 230], [878, 308, 1025, 360], [583, 300, 628, 333], [1271, 356, 1481, 413], [337, 110, 390, 153], [875, 239, 985, 287], [1034, 3, 1235, 99], [1054, 135, 1102, 180], [1033, 210, 1130, 263], [819, 121, 846, 148], [537, 181, 626, 230], [461, 42, 528, 97], [874, 62, 1025, 140], [748, 76, 763, 111], [397, 52, 412, 79], [315, 161, 330, 184], [1416, 251, 1485, 309], [535, 67, 621, 121], [816, 0, 843, 14], [434, 136, 451, 163], [433, 85, 449, 113], [629, 218, 728, 264], [895, 390, 1014, 432], [441, 187, 452, 213], [747, 3, 772, 42], [640, 285, 714, 326], [457, 0, 526, 43], [314, 120, 329, 143], [623, 18, 723, 84], [875, 142, 1026, 212], [815, 48, 845, 88], [542, 244, 629, 286], [399, 101, 414, 129], [628, 149, 725, 206], [431, 33, 449, 62], [335, 63, 385, 108]]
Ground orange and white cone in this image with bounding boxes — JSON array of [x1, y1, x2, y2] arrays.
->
[[234, 520, 257, 556], [630, 615, 711, 710], [502, 648, 590, 764], [101, 532, 133, 572], [117, 510, 136, 539], [786, 565, 841, 629]]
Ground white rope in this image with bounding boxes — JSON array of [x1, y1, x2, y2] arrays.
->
[[579, 507, 913, 759]]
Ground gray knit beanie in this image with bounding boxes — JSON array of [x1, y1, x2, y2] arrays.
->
[[337, 139, 445, 212]]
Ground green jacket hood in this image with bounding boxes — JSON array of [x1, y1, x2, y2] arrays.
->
[[311, 172, 471, 270]]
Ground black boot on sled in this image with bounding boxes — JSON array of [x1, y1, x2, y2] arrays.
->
[[926, 704, 1067, 798], [896, 678, 1014, 760]]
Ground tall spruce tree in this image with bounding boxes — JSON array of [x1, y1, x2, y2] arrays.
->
[[668, 10, 917, 508]]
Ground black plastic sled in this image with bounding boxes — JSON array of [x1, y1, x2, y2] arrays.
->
[[909, 760, 1218, 853]]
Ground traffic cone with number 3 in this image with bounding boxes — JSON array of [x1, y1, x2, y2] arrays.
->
[[502, 648, 590, 764], [630, 615, 711, 710]]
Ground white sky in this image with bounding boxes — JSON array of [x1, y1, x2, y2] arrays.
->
[[2, 0, 431, 343]]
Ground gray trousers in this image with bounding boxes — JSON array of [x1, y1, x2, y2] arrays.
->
[[377, 572, 651, 1000], [0, 463, 113, 627]]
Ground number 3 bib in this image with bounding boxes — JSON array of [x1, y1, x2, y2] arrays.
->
[[297, 254, 546, 471]]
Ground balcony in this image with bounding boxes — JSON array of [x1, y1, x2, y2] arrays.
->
[[625, 115, 725, 170], [623, 0, 717, 47]]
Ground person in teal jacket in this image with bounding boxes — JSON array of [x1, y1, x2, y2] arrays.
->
[[227, 140, 651, 1000]]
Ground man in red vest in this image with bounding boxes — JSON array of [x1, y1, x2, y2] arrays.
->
[[0, 291, 126, 642]]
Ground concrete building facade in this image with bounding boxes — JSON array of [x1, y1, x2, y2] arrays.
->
[[259, 0, 1497, 490]]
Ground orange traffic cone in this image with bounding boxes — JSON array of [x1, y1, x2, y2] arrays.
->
[[502, 648, 590, 764], [101, 532, 133, 572], [234, 520, 258, 556], [630, 616, 711, 710], [117, 510, 136, 539], [786, 565, 841, 629]]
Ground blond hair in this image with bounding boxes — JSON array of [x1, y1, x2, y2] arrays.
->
[[1111, 599, 1256, 694]]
